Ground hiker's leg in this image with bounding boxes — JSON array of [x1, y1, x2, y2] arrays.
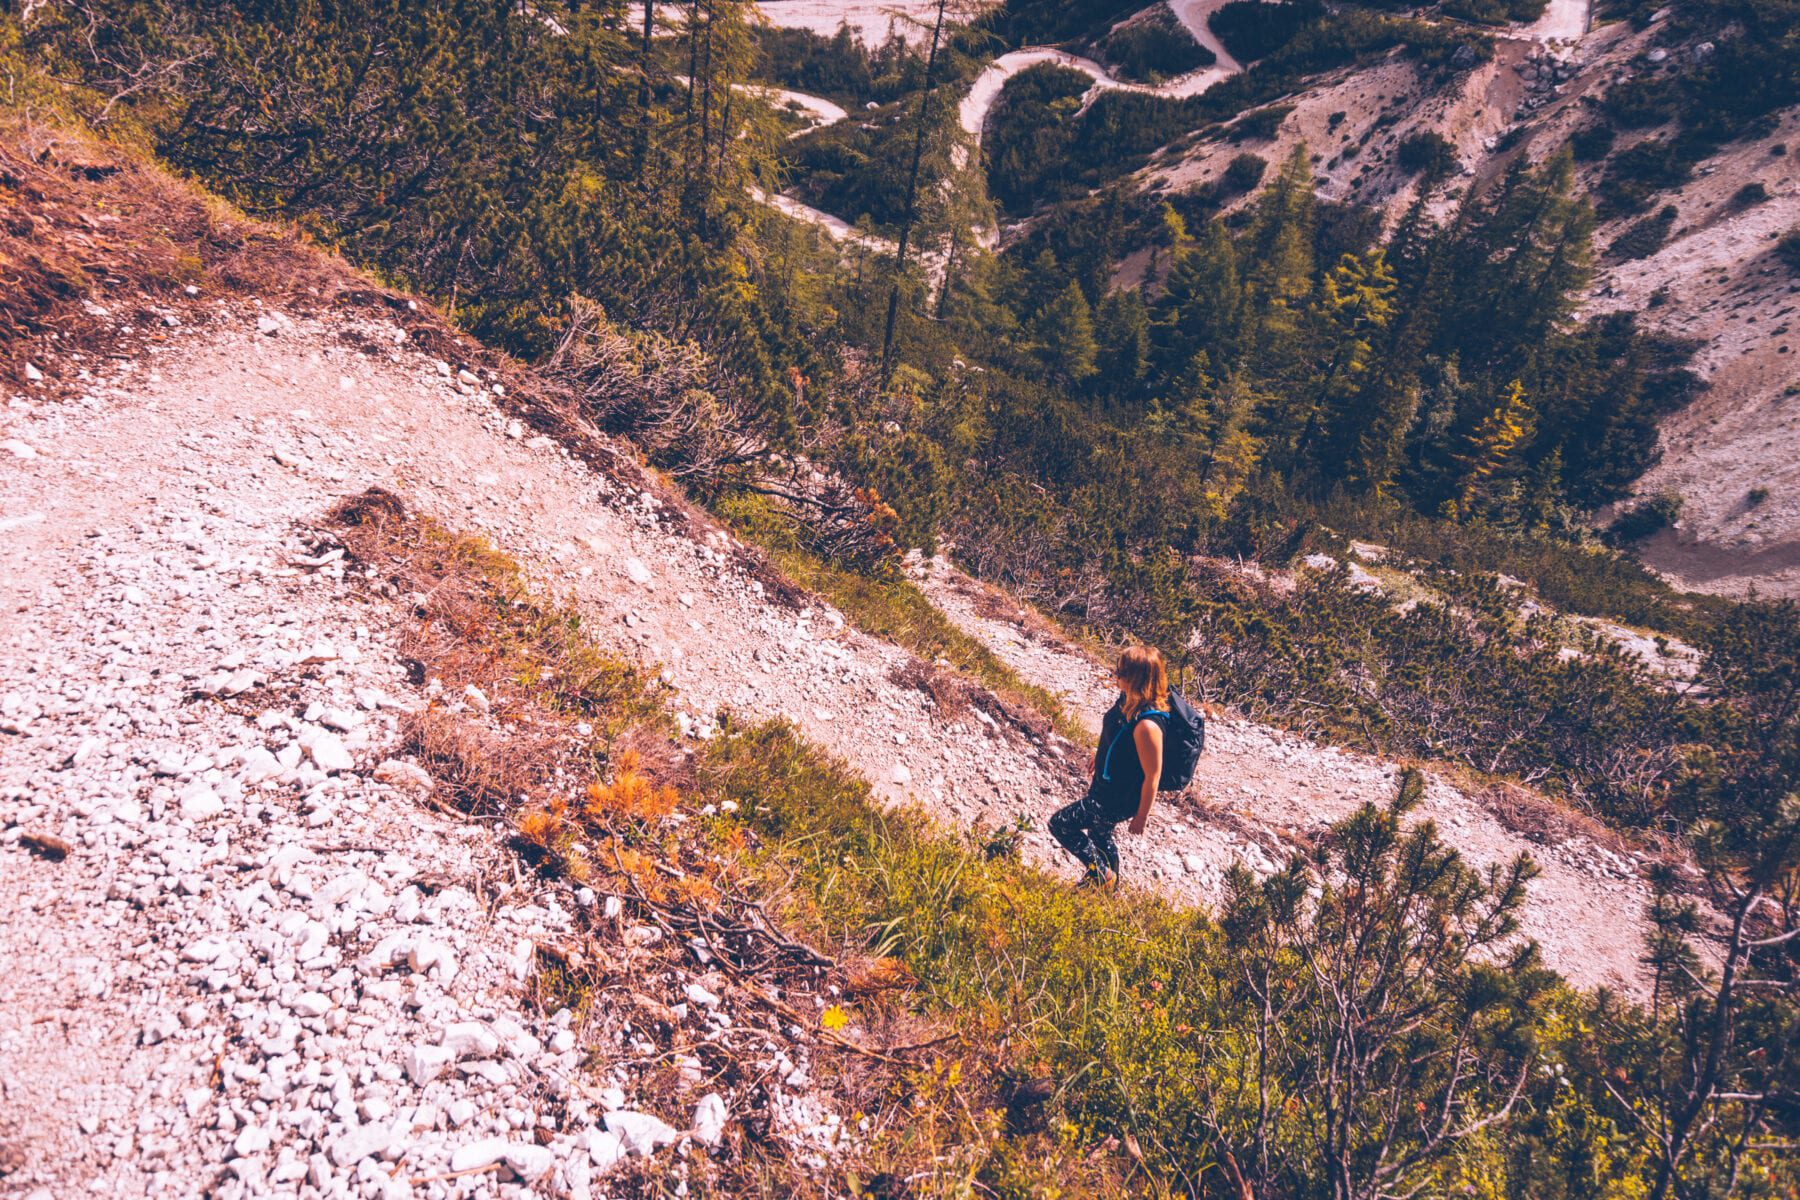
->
[[1094, 821, 1122, 879], [1049, 797, 1102, 873]]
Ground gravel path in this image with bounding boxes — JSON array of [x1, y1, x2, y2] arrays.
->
[[0, 419, 769, 1195]]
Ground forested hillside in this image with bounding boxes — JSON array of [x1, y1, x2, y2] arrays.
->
[[4, 0, 1798, 1196]]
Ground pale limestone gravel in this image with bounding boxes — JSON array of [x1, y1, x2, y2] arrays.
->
[[0, 310, 896, 1198], [0, 482, 735, 1198]]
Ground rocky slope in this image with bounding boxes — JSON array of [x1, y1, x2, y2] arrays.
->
[[757, 4, 1797, 593], [0, 118, 1720, 1196], [4, 303, 1675, 1003]]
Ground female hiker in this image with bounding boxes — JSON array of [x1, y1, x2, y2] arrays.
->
[[1050, 645, 1169, 889]]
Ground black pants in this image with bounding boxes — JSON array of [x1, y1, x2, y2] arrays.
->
[[1049, 789, 1135, 879]]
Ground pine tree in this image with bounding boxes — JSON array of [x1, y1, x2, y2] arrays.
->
[[1095, 289, 1150, 400], [1244, 144, 1317, 317], [1284, 248, 1397, 476], [1197, 369, 1265, 519], [1452, 380, 1535, 517], [1151, 220, 1243, 398], [1036, 280, 1099, 386]]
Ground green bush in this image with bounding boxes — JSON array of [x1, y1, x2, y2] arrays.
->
[[1608, 491, 1683, 543], [1094, 4, 1214, 82], [708, 722, 1591, 1198], [1732, 180, 1771, 206], [1207, 0, 1326, 62], [1569, 123, 1616, 161], [1440, 0, 1549, 21], [1608, 204, 1678, 261], [1779, 226, 1800, 271], [1219, 151, 1269, 197], [1395, 128, 1456, 176], [1230, 103, 1295, 142]]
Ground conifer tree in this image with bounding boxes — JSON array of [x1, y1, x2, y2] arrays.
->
[[1245, 144, 1317, 314], [1284, 248, 1396, 475], [1152, 220, 1244, 398], [1036, 280, 1099, 386], [1451, 380, 1535, 518], [1197, 369, 1266, 518], [1095, 289, 1150, 400]]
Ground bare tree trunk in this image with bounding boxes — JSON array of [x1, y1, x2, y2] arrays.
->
[[639, 0, 655, 109], [935, 222, 960, 321], [878, 0, 949, 382], [1650, 889, 1756, 1200]]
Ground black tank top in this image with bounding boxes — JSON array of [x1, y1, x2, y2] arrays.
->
[[1092, 700, 1169, 812]]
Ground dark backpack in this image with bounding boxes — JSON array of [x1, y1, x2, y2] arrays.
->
[[1156, 688, 1206, 791]]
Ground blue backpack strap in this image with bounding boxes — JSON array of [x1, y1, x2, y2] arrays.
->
[[1102, 709, 1169, 780]]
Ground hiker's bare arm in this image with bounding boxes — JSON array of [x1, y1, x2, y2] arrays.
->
[[1128, 721, 1163, 835]]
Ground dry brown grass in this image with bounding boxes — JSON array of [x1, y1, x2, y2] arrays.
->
[[958, 571, 1073, 649], [888, 658, 971, 718], [315, 491, 1149, 1197], [0, 114, 360, 381], [0, 110, 806, 620], [1478, 780, 1638, 861]]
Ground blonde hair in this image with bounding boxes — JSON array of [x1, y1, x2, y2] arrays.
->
[[1115, 645, 1169, 720]]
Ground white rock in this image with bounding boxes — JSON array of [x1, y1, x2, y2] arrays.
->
[[446, 1100, 477, 1128], [315, 871, 368, 907], [290, 991, 333, 1018], [692, 1094, 728, 1147], [328, 1122, 398, 1168], [684, 983, 721, 1008], [404, 1043, 456, 1086], [256, 315, 282, 335], [319, 708, 364, 732], [587, 1129, 627, 1172], [891, 764, 912, 786], [306, 731, 355, 773], [23, 362, 44, 382], [504, 1143, 555, 1179], [373, 760, 433, 792], [449, 1137, 551, 1178], [440, 1021, 502, 1059], [408, 940, 456, 982], [238, 747, 284, 784], [179, 782, 226, 820], [604, 1110, 679, 1157], [233, 1126, 272, 1157], [490, 1015, 540, 1058], [625, 558, 652, 585], [298, 641, 338, 665]]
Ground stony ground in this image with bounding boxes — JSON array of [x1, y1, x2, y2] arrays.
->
[[1, 300, 1679, 1194], [0, 471, 749, 1198]]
